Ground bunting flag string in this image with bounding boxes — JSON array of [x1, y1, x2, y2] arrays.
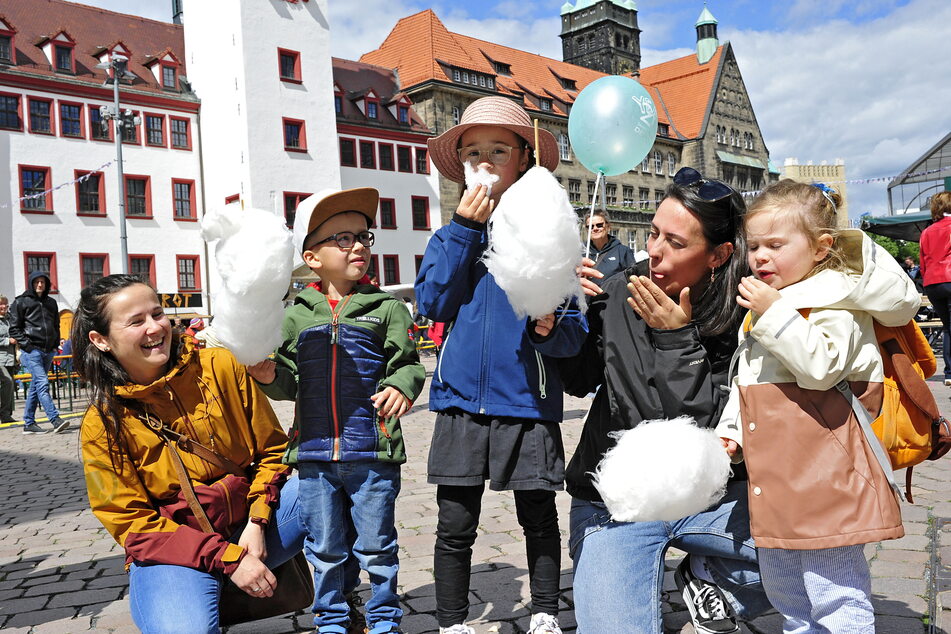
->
[[741, 165, 951, 198], [1, 159, 115, 209]]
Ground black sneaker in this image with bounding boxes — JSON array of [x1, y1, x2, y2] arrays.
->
[[346, 592, 367, 634], [1, 414, 16, 423], [674, 557, 740, 634], [22, 422, 45, 434], [49, 418, 71, 434]]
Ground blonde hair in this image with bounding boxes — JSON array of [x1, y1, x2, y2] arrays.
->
[[745, 179, 849, 276], [931, 191, 951, 222], [0, 294, 7, 304]]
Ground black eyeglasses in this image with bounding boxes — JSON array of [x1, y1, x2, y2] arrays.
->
[[673, 167, 735, 203], [588, 222, 605, 230], [309, 230, 375, 250]]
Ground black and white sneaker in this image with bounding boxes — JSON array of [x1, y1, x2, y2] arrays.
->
[[674, 557, 740, 634]]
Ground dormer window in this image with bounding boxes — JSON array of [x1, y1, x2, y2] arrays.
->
[[334, 95, 342, 114], [493, 62, 511, 76], [561, 77, 577, 91], [162, 65, 176, 88], [398, 106, 409, 124], [539, 98, 552, 112], [367, 100, 378, 119], [0, 35, 10, 63], [54, 45, 72, 72], [657, 123, 669, 137]]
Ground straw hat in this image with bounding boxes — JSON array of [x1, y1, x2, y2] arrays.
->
[[427, 96, 559, 184], [293, 188, 379, 254]]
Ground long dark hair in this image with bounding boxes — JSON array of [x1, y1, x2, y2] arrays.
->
[[72, 274, 181, 470], [663, 182, 748, 337]]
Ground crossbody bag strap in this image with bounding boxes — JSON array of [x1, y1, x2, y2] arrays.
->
[[165, 437, 216, 534], [153, 422, 246, 478]]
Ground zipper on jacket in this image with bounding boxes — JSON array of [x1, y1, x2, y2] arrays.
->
[[534, 350, 548, 400], [329, 294, 354, 461], [436, 321, 453, 384], [377, 414, 394, 458], [478, 285, 492, 414], [164, 383, 213, 481]]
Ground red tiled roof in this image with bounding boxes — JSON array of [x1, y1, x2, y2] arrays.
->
[[360, 9, 726, 139], [332, 56, 431, 135], [0, 0, 189, 99]]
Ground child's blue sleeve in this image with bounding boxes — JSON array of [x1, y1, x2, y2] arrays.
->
[[527, 301, 588, 359], [414, 217, 485, 322]]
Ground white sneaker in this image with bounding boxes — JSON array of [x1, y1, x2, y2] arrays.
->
[[439, 625, 475, 634], [528, 613, 562, 634]]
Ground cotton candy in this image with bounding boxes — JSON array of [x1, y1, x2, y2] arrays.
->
[[592, 416, 731, 522], [201, 207, 294, 364], [464, 161, 500, 197], [482, 166, 585, 320]]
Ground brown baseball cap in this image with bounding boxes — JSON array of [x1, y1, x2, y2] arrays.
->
[[293, 188, 379, 253]]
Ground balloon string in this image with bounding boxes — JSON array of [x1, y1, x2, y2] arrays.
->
[[533, 119, 540, 165], [584, 171, 605, 260]]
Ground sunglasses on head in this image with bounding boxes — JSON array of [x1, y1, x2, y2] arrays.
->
[[673, 167, 735, 203]]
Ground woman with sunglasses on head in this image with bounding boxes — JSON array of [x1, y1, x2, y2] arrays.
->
[[563, 167, 771, 634], [585, 211, 636, 282]]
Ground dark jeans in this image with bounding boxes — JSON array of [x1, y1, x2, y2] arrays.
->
[[926, 282, 951, 378], [0, 365, 14, 419], [433, 484, 560, 627]]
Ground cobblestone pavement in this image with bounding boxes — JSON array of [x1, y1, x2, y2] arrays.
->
[[0, 354, 948, 633]]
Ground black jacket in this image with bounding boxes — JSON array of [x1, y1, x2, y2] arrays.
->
[[560, 263, 740, 502], [589, 236, 636, 282], [9, 272, 60, 353]]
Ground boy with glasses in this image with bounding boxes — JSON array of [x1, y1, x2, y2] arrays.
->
[[248, 188, 425, 634]]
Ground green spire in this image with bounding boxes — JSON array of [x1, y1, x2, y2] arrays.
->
[[696, 4, 717, 27], [561, 1, 574, 15]]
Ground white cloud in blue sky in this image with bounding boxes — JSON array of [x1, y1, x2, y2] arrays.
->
[[69, 0, 951, 217]]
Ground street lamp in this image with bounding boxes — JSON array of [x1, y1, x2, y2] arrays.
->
[[95, 54, 138, 274]]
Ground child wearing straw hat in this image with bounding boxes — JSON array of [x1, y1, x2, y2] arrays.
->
[[415, 96, 587, 634]]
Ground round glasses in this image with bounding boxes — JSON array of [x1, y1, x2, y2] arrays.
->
[[309, 230, 375, 250], [457, 144, 516, 167]]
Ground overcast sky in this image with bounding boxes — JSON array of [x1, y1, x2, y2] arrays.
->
[[68, 0, 951, 218]]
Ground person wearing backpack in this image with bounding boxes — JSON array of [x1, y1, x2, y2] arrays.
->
[[716, 180, 919, 633]]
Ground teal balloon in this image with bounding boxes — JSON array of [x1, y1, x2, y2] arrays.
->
[[568, 76, 659, 176]]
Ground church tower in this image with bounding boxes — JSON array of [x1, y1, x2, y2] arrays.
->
[[695, 4, 719, 64], [560, 0, 641, 75]]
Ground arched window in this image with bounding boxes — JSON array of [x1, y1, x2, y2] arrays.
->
[[642, 155, 651, 172], [653, 150, 662, 173], [667, 152, 676, 176], [558, 133, 570, 161]]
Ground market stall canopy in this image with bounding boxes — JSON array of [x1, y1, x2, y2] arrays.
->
[[861, 212, 932, 242]]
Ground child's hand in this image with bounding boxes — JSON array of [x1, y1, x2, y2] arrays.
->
[[534, 313, 556, 337], [721, 437, 739, 458], [578, 256, 604, 296], [371, 386, 412, 419], [456, 185, 494, 223], [627, 276, 691, 330], [247, 359, 276, 384], [737, 276, 782, 315]]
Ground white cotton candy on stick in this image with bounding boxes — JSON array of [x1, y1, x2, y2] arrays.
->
[[464, 162, 500, 196], [482, 166, 585, 320], [592, 416, 731, 523], [201, 207, 294, 364]]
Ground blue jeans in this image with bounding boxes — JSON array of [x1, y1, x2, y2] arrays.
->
[[569, 480, 771, 633], [298, 461, 401, 634], [20, 348, 58, 424], [128, 476, 307, 634]]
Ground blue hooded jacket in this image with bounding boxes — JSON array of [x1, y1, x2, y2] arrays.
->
[[415, 214, 587, 422]]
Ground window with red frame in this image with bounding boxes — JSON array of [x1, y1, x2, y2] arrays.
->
[[129, 254, 155, 286], [415, 147, 429, 174], [89, 105, 111, 140], [283, 118, 306, 151], [0, 35, 11, 64], [170, 117, 190, 149], [80, 254, 109, 287], [366, 99, 378, 119], [145, 114, 165, 146], [20, 166, 51, 212], [415, 255, 424, 274], [24, 253, 57, 292], [398, 106, 409, 124], [28, 98, 53, 134], [121, 111, 140, 144], [172, 179, 196, 219], [124, 176, 151, 217], [378, 143, 394, 171], [0, 93, 20, 130], [176, 256, 201, 291], [283, 191, 311, 228], [339, 138, 356, 167], [278, 49, 301, 82], [367, 255, 379, 282], [383, 255, 399, 285], [59, 103, 83, 137], [397, 146, 412, 172], [54, 45, 73, 73], [76, 170, 105, 215], [162, 65, 177, 89], [360, 141, 376, 169], [411, 196, 430, 230], [379, 198, 396, 229]]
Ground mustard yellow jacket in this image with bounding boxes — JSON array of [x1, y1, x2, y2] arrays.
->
[[81, 342, 290, 574]]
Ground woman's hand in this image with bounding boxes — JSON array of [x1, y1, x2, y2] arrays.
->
[[456, 185, 494, 223], [371, 386, 412, 419], [229, 553, 277, 598], [721, 437, 739, 458], [737, 276, 781, 316], [247, 360, 276, 385], [626, 276, 691, 330], [577, 257, 604, 297], [533, 314, 556, 337], [238, 520, 267, 561]]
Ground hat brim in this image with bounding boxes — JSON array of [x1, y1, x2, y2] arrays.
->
[[297, 188, 379, 253], [428, 123, 560, 184]]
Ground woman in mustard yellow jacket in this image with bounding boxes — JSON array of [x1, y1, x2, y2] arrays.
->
[[75, 274, 305, 633]]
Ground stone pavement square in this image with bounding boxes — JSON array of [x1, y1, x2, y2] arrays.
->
[[0, 354, 947, 632]]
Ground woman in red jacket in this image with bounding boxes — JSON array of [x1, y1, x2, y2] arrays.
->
[[919, 191, 951, 384]]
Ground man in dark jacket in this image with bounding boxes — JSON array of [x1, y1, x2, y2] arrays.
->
[[586, 212, 636, 282], [0, 295, 16, 423], [9, 272, 68, 434]]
